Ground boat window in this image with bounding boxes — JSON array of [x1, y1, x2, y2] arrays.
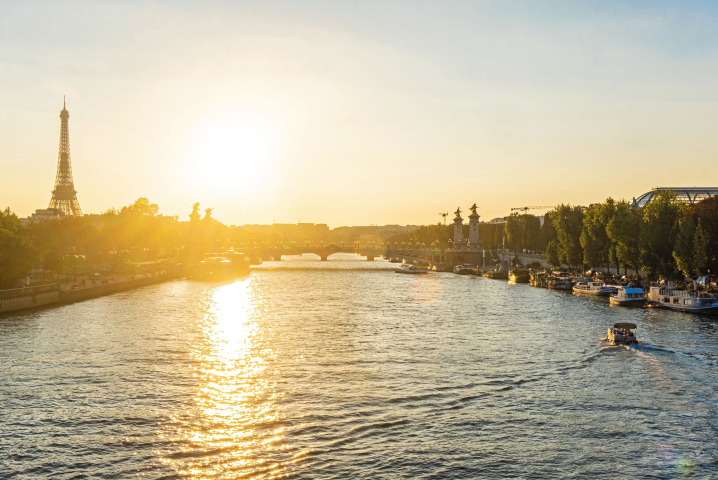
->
[[684, 299, 693, 306], [673, 298, 680, 304]]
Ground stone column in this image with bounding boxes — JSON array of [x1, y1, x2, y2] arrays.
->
[[453, 209, 463, 247], [469, 211, 481, 246]]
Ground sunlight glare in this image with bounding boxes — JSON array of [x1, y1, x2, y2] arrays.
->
[[187, 112, 280, 194]]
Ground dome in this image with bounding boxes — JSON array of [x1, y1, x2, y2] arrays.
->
[[632, 187, 718, 208]]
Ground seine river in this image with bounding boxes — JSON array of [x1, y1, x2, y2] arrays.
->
[[3, 254, 718, 479]]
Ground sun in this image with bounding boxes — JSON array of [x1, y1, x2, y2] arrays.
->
[[186, 112, 280, 194]]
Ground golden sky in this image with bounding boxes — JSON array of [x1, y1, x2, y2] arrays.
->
[[2, 1, 718, 226]]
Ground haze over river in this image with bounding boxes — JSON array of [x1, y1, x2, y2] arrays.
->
[[2, 254, 718, 479]]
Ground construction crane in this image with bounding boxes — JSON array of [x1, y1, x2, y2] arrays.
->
[[510, 206, 553, 214], [439, 212, 449, 225]]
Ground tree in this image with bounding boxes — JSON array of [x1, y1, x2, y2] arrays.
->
[[505, 213, 524, 250], [694, 220, 708, 277], [541, 211, 557, 251], [672, 217, 696, 279], [0, 208, 37, 288], [505, 213, 542, 251], [551, 204, 585, 269], [120, 197, 159, 216], [673, 217, 709, 279], [607, 200, 642, 276], [640, 190, 684, 278], [687, 196, 718, 273], [545, 240, 561, 268], [580, 199, 616, 272]]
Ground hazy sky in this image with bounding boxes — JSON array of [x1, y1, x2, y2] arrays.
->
[[2, 1, 718, 226]]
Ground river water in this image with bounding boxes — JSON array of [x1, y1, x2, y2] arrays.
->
[[2, 254, 718, 479]]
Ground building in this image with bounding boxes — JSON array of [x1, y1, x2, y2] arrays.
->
[[632, 187, 718, 208], [20, 208, 66, 225]]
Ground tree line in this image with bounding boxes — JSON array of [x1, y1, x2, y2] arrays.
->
[[0, 198, 228, 289], [506, 191, 717, 280]]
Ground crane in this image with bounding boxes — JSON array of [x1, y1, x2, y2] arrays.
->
[[439, 212, 449, 225], [510, 206, 553, 214]]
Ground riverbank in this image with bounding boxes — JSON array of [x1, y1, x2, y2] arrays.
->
[[0, 272, 179, 314]]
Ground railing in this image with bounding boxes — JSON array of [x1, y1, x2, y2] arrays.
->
[[0, 284, 59, 300], [657, 288, 717, 299]]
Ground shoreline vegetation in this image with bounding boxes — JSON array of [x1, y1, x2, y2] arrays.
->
[[391, 191, 718, 283], [1, 191, 717, 295]]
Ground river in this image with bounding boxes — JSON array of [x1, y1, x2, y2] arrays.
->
[[2, 254, 718, 479]]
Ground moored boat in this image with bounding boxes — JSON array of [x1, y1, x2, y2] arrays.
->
[[453, 264, 477, 275], [610, 287, 647, 307], [607, 323, 638, 346], [530, 271, 549, 288], [648, 285, 718, 314], [548, 274, 573, 290], [188, 253, 251, 281], [429, 263, 453, 272], [509, 269, 530, 284], [484, 270, 508, 280], [573, 280, 617, 296], [395, 264, 427, 274]]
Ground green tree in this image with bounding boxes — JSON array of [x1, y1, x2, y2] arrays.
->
[[0, 208, 37, 288], [551, 204, 585, 269], [580, 199, 616, 272], [686, 196, 718, 273], [505, 213, 542, 251], [545, 240, 561, 268], [693, 220, 708, 277], [672, 216, 696, 278], [607, 200, 642, 275], [640, 190, 684, 278]]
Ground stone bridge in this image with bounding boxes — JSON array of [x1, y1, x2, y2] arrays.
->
[[253, 245, 450, 262]]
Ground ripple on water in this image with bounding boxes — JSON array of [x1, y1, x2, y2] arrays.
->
[[1, 262, 718, 478]]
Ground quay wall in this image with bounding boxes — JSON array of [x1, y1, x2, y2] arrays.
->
[[59, 273, 176, 305], [496, 251, 640, 275], [0, 273, 178, 314], [0, 284, 60, 313]]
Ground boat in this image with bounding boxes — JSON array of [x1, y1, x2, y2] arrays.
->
[[573, 280, 618, 296], [607, 323, 638, 346], [530, 271, 549, 288], [429, 263, 453, 272], [548, 273, 573, 290], [610, 286, 647, 307], [484, 270, 508, 280], [389, 258, 403, 263], [509, 269, 530, 284], [188, 253, 251, 281], [395, 264, 427, 275], [647, 284, 718, 314], [453, 264, 477, 275]]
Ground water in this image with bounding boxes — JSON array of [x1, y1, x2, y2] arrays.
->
[[2, 255, 718, 479]]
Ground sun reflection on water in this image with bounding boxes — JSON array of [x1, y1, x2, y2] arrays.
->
[[164, 279, 294, 478]]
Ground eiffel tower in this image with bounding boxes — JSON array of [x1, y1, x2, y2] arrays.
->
[[48, 97, 82, 216]]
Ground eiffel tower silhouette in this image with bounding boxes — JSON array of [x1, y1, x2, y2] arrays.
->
[[48, 97, 82, 215]]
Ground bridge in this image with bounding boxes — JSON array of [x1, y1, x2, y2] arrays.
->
[[248, 243, 450, 263]]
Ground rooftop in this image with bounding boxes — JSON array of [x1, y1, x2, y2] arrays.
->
[[632, 187, 718, 208]]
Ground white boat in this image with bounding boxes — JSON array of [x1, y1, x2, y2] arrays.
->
[[573, 280, 618, 296], [648, 285, 718, 314], [610, 287, 647, 307], [395, 264, 427, 275]]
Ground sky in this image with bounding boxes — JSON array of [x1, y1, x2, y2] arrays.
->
[[1, 0, 718, 227]]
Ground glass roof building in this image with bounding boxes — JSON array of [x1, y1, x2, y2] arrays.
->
[[632, 187, 718, 208]]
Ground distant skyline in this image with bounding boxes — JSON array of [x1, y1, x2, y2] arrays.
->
[[2, 1, 718, 227]]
